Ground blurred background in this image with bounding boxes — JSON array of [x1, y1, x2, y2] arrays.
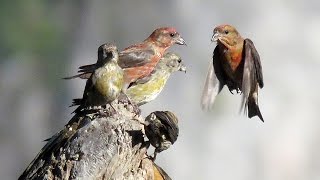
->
[[1, 0, 320, 179]]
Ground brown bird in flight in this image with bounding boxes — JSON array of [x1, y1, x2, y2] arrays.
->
[[201, 24, 264, 121]]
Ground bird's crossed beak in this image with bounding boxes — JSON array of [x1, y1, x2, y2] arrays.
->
[[175, 36, 187, 45], [179, 64, 187, 73], [211, 32, 220, 42]]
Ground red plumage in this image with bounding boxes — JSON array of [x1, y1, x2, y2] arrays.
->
[[65, 27, 186, 89]]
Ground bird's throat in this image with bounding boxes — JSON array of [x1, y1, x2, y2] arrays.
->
[[219, 43, 243, 71]]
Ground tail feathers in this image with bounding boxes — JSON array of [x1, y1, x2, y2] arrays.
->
[[72, 106, 83, 114], [69, 98, 83, 114], [63, 72, 91, 80], [247, 96, 264, 122], [70, 98, 82, 107]]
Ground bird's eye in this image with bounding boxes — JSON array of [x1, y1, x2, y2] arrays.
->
[[224, 30, 229, 34], [170, 33, 175, 37], [177, 59, 182, 63]]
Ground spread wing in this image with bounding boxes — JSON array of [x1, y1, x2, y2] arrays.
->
[[78, 63, 96, 73], [62, 63, 96, 80], [200, 46, 225, 111], [118, 44, 155, 68], [62, 62, 96, 80], [63, 72, 92, 80], [70, 74, 95, 113], [240, 39, 264, 112]]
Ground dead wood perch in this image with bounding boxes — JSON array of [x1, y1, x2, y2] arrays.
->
[[18, 101, 172, 180]]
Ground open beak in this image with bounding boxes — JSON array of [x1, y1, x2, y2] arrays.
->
[[175, 36, 187, 45], [179, 64, 187, 73], [211, 32, 220, 42]]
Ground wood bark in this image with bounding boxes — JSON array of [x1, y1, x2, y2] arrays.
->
[[18, 101, 167, 180]]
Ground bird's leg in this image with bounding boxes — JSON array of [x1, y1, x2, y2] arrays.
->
[[228, 87, 235, 94], [152, 151, 158, 161], [109, 103, 117, 114], [118, 88, 141, 115], [98, 109, 109, 117], [124, 93, 141, 116], [147, 151, 158, 162]]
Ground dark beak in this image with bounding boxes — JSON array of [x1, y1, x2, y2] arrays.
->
[[175, 36, 187, 45]]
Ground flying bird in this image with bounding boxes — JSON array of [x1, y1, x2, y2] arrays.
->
[[65, 27, 186, 91], [126, 52, 186, 106], [71, 43, 124, 114], [201, 24, 264, 121]]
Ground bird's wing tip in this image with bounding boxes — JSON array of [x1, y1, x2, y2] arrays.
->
[[200, 101, 214, 112]]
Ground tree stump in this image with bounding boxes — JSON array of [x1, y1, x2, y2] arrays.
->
[[18, 101, 170, 180]]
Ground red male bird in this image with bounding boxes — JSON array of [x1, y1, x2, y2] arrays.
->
[[201, 24, 264, 121], [65, 27, 186, 90]]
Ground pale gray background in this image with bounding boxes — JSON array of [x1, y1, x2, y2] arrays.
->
[[1, 0, 320, 179]]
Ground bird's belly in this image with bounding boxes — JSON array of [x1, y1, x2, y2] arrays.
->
[[126, 76, 167, 105], [222, 59, 237, 79], [94, 68, 124, 103], [221, 55, 243, 91]]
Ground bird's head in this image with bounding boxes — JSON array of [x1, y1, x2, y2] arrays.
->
[[211, 24, 242, 47], [148, 27, 186, 47], [97, 43, 119, 65], [160, 52, 186, 73]]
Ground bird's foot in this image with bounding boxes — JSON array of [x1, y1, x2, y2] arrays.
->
[[124, 95, 141, 116], [98, 109, 110, 117], [108, 103, 118, 115], [147, 151, 158, 162]]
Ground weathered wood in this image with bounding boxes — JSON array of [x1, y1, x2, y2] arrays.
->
[[18, 101, 167, 180]]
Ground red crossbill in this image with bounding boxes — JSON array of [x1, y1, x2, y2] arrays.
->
[[65, 27, 186, 91], [201, 24, 264, 121], [71, 43, 124, 114], [144, 111, 179, 160], [126, 52, 186, 106]]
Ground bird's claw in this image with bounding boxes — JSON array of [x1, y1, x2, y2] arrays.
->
[[147, 151, 158, 162], [98, 109, 110, 117]]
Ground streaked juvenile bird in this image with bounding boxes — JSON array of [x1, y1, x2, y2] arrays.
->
[[126, 52, 186, 106], [144, 111, 179, 160], [71, 43, 124, 114], [201, 24, 264, 121], [65, 27, 186, 90]]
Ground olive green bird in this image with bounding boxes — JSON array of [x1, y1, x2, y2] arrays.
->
[[71, 43, 124, 114], [126, 52, 186, 106]]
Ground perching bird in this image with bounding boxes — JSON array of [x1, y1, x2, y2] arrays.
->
[[144, 111, 179, 160], [65, 27, 186, 91], [126, 52, 186, 106], [71, 43, 124, 114], [201, 24, 264, 121]]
